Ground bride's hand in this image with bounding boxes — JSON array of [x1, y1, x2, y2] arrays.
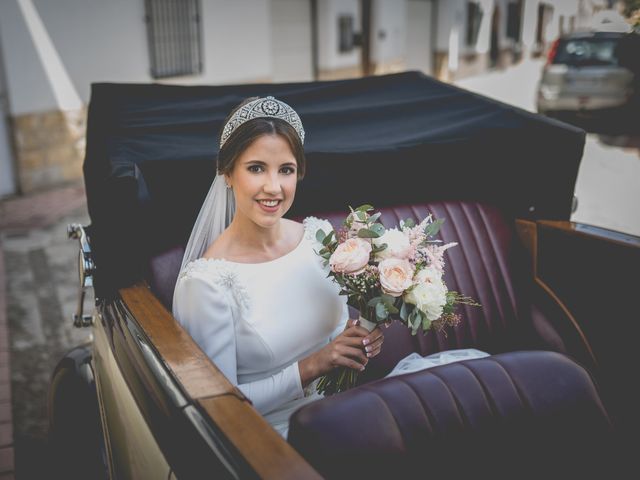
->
[[299, 320, 386, 387], [362, 324, 385, 359], [299, 319, 371, 386], [340, 319, 385, 361]]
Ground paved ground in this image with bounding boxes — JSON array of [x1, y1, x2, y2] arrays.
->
[[0, 182, 91, 479]]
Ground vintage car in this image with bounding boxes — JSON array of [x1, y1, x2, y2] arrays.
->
[[49, 72, 637, 479]]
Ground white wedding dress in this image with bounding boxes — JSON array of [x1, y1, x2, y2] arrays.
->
[[173, 217, 487, 438], [173, 217, 345, 437]]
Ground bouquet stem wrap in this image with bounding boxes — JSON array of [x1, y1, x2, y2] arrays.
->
[[358, 315, 377, 333]]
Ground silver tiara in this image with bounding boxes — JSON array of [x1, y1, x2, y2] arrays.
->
[[219, 96, 305, 148]]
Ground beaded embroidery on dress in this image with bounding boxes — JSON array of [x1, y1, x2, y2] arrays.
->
[[178, 257, 250, 313]]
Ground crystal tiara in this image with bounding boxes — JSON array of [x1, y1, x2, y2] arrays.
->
[[219, 96, 305, 148]]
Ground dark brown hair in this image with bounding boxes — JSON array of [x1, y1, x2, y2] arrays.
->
[[217, 97, 306, 179]]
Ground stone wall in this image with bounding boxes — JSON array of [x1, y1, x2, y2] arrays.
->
[[11, 108, 86, 194]]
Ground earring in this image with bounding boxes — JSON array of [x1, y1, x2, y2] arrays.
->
[[225, 182, 232, 189]]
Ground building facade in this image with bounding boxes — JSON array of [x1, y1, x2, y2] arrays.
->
[[0, 0, 613, 196]]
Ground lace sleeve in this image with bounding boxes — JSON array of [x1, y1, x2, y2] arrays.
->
[[303, 216, 335, 253]]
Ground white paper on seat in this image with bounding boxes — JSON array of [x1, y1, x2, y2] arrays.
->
[[385, 349, 490, 378]]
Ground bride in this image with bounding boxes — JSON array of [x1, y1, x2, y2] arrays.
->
[[172, 96, 385, 438], [172, 96, 487, 438]]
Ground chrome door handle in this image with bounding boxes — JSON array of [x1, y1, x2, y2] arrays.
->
[[68, 224, 95, 327]]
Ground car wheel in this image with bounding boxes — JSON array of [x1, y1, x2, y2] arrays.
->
[[48, 347, 109, 480]]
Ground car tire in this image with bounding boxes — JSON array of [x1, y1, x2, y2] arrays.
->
[[48, 346, 109, 480]]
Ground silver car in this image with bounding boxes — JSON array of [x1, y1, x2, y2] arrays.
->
[[537, 32, 639, 117]]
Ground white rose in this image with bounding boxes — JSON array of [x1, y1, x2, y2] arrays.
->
[[415, 266, 442, 284], [404, 279, 447, 321], [373, 228, 411, 261]]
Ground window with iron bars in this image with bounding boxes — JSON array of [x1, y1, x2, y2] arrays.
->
[[145, 0, 203, 79]]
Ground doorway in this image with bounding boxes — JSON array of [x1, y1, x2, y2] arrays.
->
[[489, 5, 500, 68]]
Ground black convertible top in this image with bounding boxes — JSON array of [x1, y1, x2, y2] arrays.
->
[[83, 71, 584, 293]]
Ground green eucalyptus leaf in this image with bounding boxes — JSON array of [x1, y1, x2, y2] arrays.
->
[[368, 212, 381, 224], [375, 302, 388, 320], [403, 218, 416, 228], [367, 297, 381, 307], [356, 204, 374, 212], [381, 294, 395, 305], [410, 312, 420, 335], [357, 229, 379, 238], [371, 243, 388, 254], [322, 230, 335, 246], [400, 302, 409, 321], [421, 314, 431, 332], [315, 229, 326, 243], [424, 218, 445, 237], [369, 223, 386, 236]]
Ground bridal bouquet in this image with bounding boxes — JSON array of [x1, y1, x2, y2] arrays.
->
[[314, 205, 478, 395]]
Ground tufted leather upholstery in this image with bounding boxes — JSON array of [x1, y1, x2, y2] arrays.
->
[[288, 351, 614, 479]]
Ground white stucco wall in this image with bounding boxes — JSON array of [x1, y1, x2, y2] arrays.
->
[[200, 0, 272, 84], [371, 0, 407, 63], [0, 0, 274, 116], [270, 0, 313, 82], [0, 0, 58, 115], [32, 0, 150, 104], [406, 0, 434, 75], [317, 0, 360, 71], [435, 0, 458, 51]]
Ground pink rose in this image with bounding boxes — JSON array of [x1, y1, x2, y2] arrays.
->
[[378, 258, 415, 297], [329, 238, 372, 275]]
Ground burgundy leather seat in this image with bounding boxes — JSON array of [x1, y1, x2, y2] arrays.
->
[[288, 351, 613, 479]]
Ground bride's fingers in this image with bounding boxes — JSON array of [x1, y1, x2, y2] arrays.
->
[[362, 328, 383, 346], [366, 344, 382, 358], [337, 345, 368, 366], [343, 325, 370, 337], [339, 335, 375, 351], [364, 336, 383, 355]]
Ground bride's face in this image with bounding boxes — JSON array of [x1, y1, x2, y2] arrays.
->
[[225, 134, 298, 229]]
